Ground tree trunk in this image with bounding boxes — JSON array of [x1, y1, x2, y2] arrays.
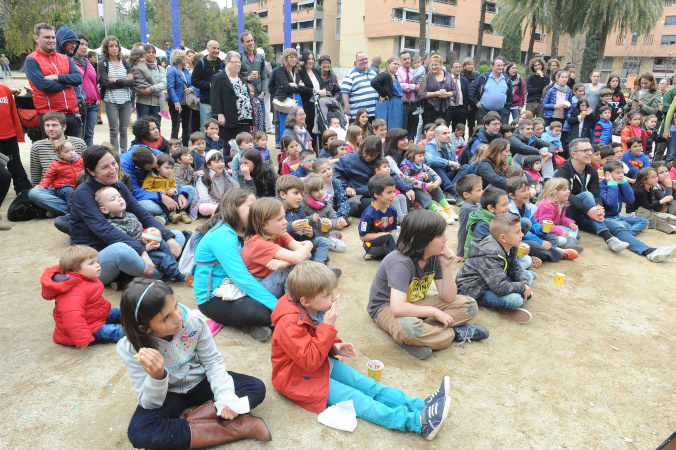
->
[[475, 0, 487, 65], [550, 0, 562, 60], [419, 0, 426, 57], [595, 3, 612, 69], [526, 10, 538, 75]]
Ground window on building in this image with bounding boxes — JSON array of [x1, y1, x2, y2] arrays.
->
[[662, 35, 676, 45], [392, 8, 420, 23], [534, 32, 546, 43], [666, 0, 676, 7], [292, 19, 315, 30], [336, 17, 340, 40], [484, 23, 494, 34], [430, 40, 440, 52], [644, 35, 654, 46], [404, 37, 417, 49], [667, 16, 676, 25], [434, 0, 457, 4], [254, 9, 268, 18], [631, 34, 638, 46], [432, 14, 455, 27], [486, 1, 497, 14]]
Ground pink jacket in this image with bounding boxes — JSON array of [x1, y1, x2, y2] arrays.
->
[[533, 197, 575, 236], [75, 58, 101, 104], [511, 76, 526, 108], [670, 166, 676, 181]]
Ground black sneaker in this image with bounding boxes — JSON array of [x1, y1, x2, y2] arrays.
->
[[424, 376, 450, 408], [243, 326, 272, 342], [420, 396, 451, 440], [397, 342, 433, 360], [453, 323, 489, 346]]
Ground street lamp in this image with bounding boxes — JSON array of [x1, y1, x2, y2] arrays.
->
[[425, 8, 436, 54]]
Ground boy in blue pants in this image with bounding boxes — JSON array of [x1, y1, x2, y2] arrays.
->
[[271, 261, 452, 440], [599, 159, 676, 262]]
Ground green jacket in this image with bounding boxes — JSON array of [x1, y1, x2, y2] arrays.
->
[[661, 86, 676, 115], [626, 89, 661, 117], [464, 207, 495, 256]]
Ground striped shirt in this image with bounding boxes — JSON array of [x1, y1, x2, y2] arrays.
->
[[104, 62, 131, 104], [341, 67, 379, 119], [29, 136, 86, 186]]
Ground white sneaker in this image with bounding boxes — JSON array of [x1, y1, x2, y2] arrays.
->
[[646, 244, 676, 262]]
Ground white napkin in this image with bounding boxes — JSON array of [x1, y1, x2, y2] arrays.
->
[[317, 400, 358, 432], [215, 395, 250, 416]]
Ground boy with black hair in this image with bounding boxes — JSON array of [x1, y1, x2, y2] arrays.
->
[[499, 124, 513, 140], [599, 159, 676, 262], [171, 147, 196, 187], [455, 174, 483, 258], [359, 174, 398, 260], [203, 118, 226, 154], [230, 132, 255, 172], [593, 106, 613, 145], [275, 175, 334, 269], [456, 213, 534, 323], [622, 136, 651, 171], [611, 141, 637, 181], [505, 177, 578, 261]]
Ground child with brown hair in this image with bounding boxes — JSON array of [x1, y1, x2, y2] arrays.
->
[[171, 147, 196, 187], [37, 139, 84, 203], [303, 174, 346, 252], [345, 124, 363, 153], [272, 261, 452, 440], [374, 157, 408, 222], [40, 245, 122, 349], [253, 130, 270, 164], [141, 153, 192, 223], [319, 129, 338, 160]]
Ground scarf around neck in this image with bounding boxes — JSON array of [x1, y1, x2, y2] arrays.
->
[[554, 83, 568, 93], [306, 193, 329, 210], [142, 137, 163, 149]]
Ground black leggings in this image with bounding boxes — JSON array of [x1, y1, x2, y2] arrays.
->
[[198, 296, 272, 327], [169, 102, 192, 147]]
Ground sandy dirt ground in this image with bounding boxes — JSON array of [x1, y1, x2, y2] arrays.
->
[[1, 75, 675, 449]]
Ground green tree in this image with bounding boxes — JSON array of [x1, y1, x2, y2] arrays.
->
[[492, 0, 554, 73], [563, 0, 663, 68], [3, 0, 80, 54], [580, 28, 600, 81], [60, 19, 145, 50], [499, 24, 522, 64]]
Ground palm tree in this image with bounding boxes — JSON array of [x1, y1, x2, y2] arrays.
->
[[474, 0, 488, 65], [492, 0, 554, 72], [418, 0, 428, 57], [563, 0, 663, 68], [550, 0, 563, 59]]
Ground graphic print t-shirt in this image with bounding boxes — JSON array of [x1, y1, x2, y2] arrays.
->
[[367, 250, 442, 320]]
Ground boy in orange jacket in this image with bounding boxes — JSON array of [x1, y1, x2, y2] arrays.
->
[[270, 261, 452, 440]]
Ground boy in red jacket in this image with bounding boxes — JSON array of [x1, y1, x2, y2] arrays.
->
[[36, 140, 84, 203], [40, 245, 122, 349], [270, 261, 452, 440]]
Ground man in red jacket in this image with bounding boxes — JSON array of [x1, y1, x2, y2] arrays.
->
[[25, 22, 82, 138]]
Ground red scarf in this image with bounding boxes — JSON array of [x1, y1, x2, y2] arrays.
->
[[142, 137, 163, 149]]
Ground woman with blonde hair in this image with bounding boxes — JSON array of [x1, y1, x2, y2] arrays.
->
[[371, 56, 403, 130], [461, 57, 480, 135], [98, 35, 134, 152], [274, 48, 313, 128], [417, 54, 458, 126], [166, 49, 195, 146]]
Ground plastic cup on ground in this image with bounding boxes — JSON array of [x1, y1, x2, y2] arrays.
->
[[542, 220, 553, 233], [367, 360, 384, 382], [554, 273, 565, 286]]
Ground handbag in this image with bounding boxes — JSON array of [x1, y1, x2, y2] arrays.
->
[[273, 96, 298, 113], [7, 189, 47, 222], [183, 81, 201, 110], [212, 277, 246, 301]]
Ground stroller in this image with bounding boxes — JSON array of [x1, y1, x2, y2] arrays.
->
[[15, 93, 42, 143], [314, 95, 346, 136]]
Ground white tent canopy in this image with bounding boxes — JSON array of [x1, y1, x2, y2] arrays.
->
[[200, 48, 227, 60], [150, 45, 166, 59], [93, 46, 131, 56]]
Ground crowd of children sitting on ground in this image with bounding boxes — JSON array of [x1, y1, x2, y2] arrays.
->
[[29, 82, 676, 448]]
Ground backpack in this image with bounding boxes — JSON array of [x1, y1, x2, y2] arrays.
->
[[178, 228, 205, 276], [7, 189, 47, 222]]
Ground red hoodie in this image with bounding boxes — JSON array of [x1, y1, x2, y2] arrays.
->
[[270, 293, 342, 414], [40, 265, 111, 348], [0, 84, 25, 141]]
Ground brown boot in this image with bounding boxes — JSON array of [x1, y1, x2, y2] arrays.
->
[[182, 401, 218, 421], [188, 414, 272, 449]]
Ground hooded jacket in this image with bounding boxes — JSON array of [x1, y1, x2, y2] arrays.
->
[[599, 178, 635, 218], [461, 127, 503, 165], [464, 207, 495, 256], [40, 266, 111, 348], [25, 31, 82, 114], [55, 27, 86, 104], [508, 198, 544, 244], [455, 235, 529, 302], [270, 293, 342, 414], [38, 155, 84, 189]]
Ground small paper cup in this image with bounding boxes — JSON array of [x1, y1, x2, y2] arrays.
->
[[597, 169, 605, 178], [516, 243, 529, 258], [321, 218, 331, 232], [367, 360, 384, 382], [554, 273, 565, 286], [542, 220, 553, 233]]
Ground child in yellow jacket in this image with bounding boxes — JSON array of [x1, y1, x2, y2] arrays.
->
[[142, 153, 191, 223]]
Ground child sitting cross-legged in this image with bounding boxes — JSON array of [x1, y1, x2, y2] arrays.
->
[[40, 245, 123, 349], [533, 178, 584, 252], [141, 153, 192, 224], [599, 160, 676, 260], [253, 130, 271, 164], [303, 174, 347, 253], [95, 186, 185, 281], [37, 139, 84, 203], [229, 132, 255, 173], [237, 149, 278, 198], [455, 174, 484, 259], [241, 197, 312, 298], [399, 144, 456, 224], [373, 157, 408, 224], [626, 166, 676, 234], [280, 136, 303, 176], [456, 213, 534, 323], [271, 261, 452, 440], [360, 174, 398, 260], [171, 147, 196, 187], [505, 177, 579, 263]]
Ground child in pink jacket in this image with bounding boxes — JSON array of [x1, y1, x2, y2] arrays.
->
[[534, 178, 584, 251]]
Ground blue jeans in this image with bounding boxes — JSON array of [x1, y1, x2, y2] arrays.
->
[[55, 185, 74, 203], [28, 186, 68, 214], [479, 271, 534, 310], [605, 216, 650, 255], [83, 103, 100, 146], [149, 239, 183, 279], [98, 231, 185, 285], [1, 65, 10, 76], [199, 102, 213, 131], [259, 265, 293, 298], [555, 226, 579, 247], [136, 103, 161, 123], [571, 191, 609, 235], [519, 216, 562, 262], [127, 374, 266, 450], [327, 359, 423, 434], [311, 236, 330, 264], [138, 186, 195, 217], [666, 125, 676, 163], [510, 107, 521, 123], [274, 109, 281, 145], [435, 164, 473, 194], [93, 307, 124, 343]]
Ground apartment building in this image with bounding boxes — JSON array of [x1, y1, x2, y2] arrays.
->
[[80, 0, 116, 25], [243, 0, 553, 67]]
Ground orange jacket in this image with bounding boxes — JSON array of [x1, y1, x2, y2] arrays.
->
[[620, 125, 647, 152]]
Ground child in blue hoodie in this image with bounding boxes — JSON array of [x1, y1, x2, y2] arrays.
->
[[542, 121, 564, 154], [599, 159, 676, 262]]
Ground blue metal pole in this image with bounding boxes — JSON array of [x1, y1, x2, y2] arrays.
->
[[170, 0, 181, 50], [238, 0, 244, 52], [283, 0, 291, 49], [139, 0, 148, 44]]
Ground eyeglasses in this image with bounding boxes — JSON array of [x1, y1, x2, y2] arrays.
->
[[228, 60, 242, 65], [574, 149, 594, 154], [289, 55, 298, 59], [489, 122, 501, 126], [297, 113, 306, 116], [302, 158, 316, 162]]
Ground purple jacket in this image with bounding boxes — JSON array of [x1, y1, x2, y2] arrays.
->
[[511, 75, 526, 108]]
